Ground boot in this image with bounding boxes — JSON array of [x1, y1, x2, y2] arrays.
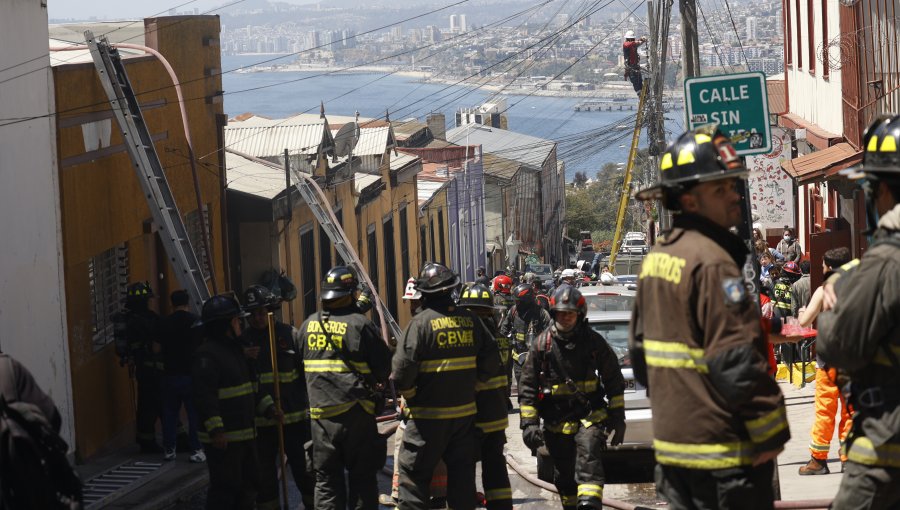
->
[[798, 456, 829, 475]]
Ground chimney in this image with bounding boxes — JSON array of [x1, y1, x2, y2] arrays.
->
[[427, 112, 446, 141]]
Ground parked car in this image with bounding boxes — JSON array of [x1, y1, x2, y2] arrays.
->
[[620, 238, 649, 255], [524, 263, 554, 282]]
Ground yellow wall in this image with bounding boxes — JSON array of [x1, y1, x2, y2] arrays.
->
[[56, 16, 225, 458], [420, 188, 450, 269]]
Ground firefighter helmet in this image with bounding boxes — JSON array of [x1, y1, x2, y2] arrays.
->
[[402, 277, 422, 301], [458, 283, 495, 310], [415, 262, 460, 294], [243, 284, 275, 311], [636, 124, 747, 208], [201, 293, 248, 325], [126, 281, 154, 299], [783, 261, 801, 275], [550, 285, 587, 316], [321, 266, 359, 301], [512, 283, 535, 302], [846, 115, 900, 178], [492, 274, 513, 294]]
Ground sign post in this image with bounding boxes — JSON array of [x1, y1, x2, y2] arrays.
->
[[684, 72, 771, 156]]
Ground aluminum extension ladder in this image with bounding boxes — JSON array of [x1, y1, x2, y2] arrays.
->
[[86, 31, 211, 313], [290, 170, 403, 342]]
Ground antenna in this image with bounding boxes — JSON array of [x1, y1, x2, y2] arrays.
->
[[333, 122, 360, 159]]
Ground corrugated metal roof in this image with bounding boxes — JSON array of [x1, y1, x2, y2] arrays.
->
[[354, 173, 381, 195], [417, 179, 449, 207], [48, 37, 144, 66], [390, 152, 419, 171], [224, 122, 331, 158], [49, 22, 146, 46], [225, 150, 295, 200], [482, 153, 523, 180], [445, 125, 555, 169], [330, 126, 393, 157], [781, 143, 861, 184]]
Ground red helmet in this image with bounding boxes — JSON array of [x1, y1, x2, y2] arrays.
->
[[783, 261, 801, 275], [492, 275, 513, 295]]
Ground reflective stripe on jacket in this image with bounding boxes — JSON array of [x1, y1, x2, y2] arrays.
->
[[193, 337, 258, 443]]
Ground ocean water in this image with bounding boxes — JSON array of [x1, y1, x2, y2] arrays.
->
[[221, 55, 683, 181]]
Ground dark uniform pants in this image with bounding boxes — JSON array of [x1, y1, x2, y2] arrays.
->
[[398, 415, 477, 510], [205, 439, 260, 510], [257, 422, 315, 509], [478, 429, 512, 510], [544, 425, 606, 510], [831, 462, 900, 510], [654, 461, 775, 510], [135, 363, 162, 445], [311, 404, 385, 510]]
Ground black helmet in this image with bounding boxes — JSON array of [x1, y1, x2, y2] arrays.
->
[[550, 284, 587, 316], [243, 284, 275, 311], [415, 262, 460, 294], [201, 293, 248, 325], [636, 124, 747, 209], [850, 115, 900, 178], [126, 281, 154, 299], [458, 283, 495, 309], [321, 266, 359, 301], [512, 283, 535, 302]]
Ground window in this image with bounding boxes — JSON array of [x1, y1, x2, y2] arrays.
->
[[300, 226, 316, 318], [437, 208, 446, 264], [429, 216, 436, 262], [185, 205, 211, 279], [821, 0, 828, 77], [420, 225, 428, 266], [807, 0, 815, 74], [334, 209, 344, 266], [785, 0, 793, 65], [318, 223, 332, 276], [367, 224, 379, 292], [382, 215, 398, 319], [89, 244, 128, 351], [796, 0, 803, 69], [399, 205, 410, 281]]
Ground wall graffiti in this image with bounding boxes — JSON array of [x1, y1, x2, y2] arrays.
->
[[746, 127, 794, 231]]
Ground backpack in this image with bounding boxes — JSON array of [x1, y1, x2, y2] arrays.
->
[[0, 356, 82, 510]]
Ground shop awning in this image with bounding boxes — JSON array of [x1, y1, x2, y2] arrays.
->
[[780, 143, 862, 184]]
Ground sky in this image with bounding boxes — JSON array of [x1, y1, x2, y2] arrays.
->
[[47, 0, 310, 21]]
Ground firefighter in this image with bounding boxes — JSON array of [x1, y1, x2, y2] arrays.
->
[[492, 274, 514, 323], [817, 115, 900, 509], [629, 125, 790, 509], [458, 283, 513, 510], [193, 293, 260, 510], [392, 262, 500, 510], [114, 281, 164, 453], [500, 283, 551, 392], [518, 284, 625, 510], [240, 285, 314, 509], [297, 266, 392, 510]]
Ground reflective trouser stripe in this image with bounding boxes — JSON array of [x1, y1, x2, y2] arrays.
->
[[404, 401, 477, 419], [310, 400, 374, 419], [485, 487, 512, 501], [653, 439, 754, 469], [643, 339, 708, 373], [846, 438, 900, 467], [560, 493, 577, 506], [303, 359, 371, 373], [745, 406, 789, 444], [257, 394, 275, 415], [204, 416, 224, 432], [198, 427, 256, 442], [475, 374, 508, 391], [256, 409, 310, 427], [259, 370, 300, 384], [577, 483, 603, 499], [609, 394, 624, 410], [550, 379, 598, 395], [218, 382, 254, 399], [546, 421, 581, 434], [476, 417, 509, 433], [420, 356, 477, 373]]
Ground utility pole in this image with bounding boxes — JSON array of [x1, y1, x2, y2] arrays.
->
[[680, 0, 701, 79], [647, 0, 674, 236]]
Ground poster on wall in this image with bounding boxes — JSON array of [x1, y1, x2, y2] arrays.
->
[[746, 127, 793, 232]]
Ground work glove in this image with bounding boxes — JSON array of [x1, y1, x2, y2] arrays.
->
[[523, 425, 544, 450], [608, 420, 626, 447]]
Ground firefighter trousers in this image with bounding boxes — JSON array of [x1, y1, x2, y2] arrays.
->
[[256, 422, 315, 509], [311, 404, 386, 510], [543, 424, 606, 510], [389, 422, 448, 500], [397, 415, 477, 510], [478, 429, 512, 510], [809, 367, 852, 461], [831, 462, 900, 510], [204, 439, 260, 510], [135, 364, 162, 446], [654, 460, 775, 510]]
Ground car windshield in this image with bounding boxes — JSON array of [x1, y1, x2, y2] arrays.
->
[[625, 240, 645, 246], [584, 293, 635, 312], [590, 320, 631, 366], [526, 265, 552, 275]]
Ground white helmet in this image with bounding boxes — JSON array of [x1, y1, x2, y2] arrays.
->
[[600, 272, 617, 284], [625, 30, 635, 39], [402, 277, 421, 300], [560, 268, 576, 280]]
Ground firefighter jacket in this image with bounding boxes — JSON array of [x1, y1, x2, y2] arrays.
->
[[116, 308, 163, 370], [772, 277, 794, 315], [296, 307, 392, 420], [629, 214, 790, 470], [193, 336, 258, 443], [474, 316, 510, 434], [817, 203, 900, 468], [241, 322, 309, 428], [393, 297, 501, 420], [499, 303, 551, 364], [519, 322, 625, 434]]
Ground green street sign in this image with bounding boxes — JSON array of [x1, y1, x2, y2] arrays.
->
[[684, 72, 771, 156]]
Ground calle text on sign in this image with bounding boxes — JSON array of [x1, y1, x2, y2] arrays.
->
[[684, 72, 771, 156]]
